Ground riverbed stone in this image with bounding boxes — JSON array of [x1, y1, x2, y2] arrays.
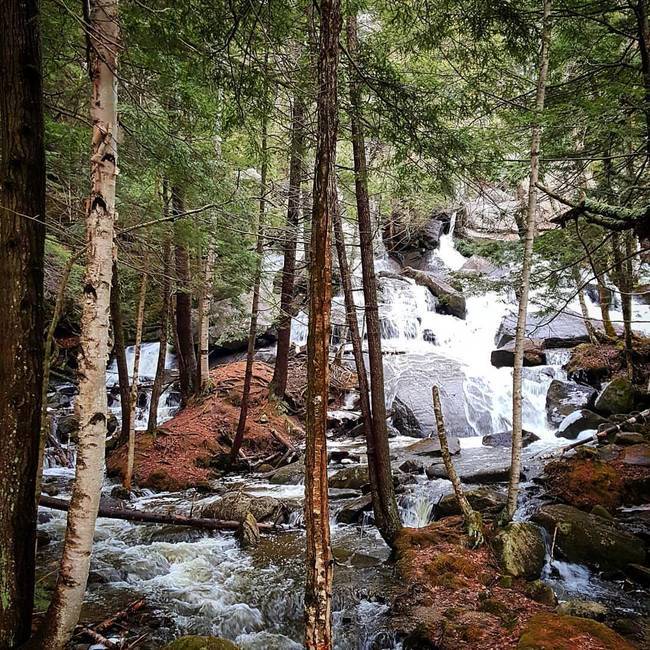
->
[[163, 637, 240, 650], [405, 436, 460, 457], [594, 377, 635, 415], [491, 340, 546, 368], [426, 455, 514, 484], [436, 487, 506, 517], [545, 380, 597, 426], [335, 494, 373, 524], [495, 310, 592, 349], [268, 461, 304, 485], [622, 443, 650, 466], [56, 413, 79, 443], [524, 580, 557, 606], [532, 504, 646, 571], [391, 396, 423, 437], [482, 430, 540, 448], [555, 409, 608, 439], [236, 512, 260, 549], [328, 465, 369, 490], [492, 522, 546, 580], [556, 600, 608, 622], [200, 492, 284, 523]]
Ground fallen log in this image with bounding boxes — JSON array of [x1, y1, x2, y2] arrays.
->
[[39, 495, 275, 531], [402, 266, 466, 319], [560, 408, 650, 453], [95, 598, 146, 634]]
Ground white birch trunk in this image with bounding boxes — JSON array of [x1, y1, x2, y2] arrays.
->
[[37, 0, 120, 646], [197, 247, 214, 392]]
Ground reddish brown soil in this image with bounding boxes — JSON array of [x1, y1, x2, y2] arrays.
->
[[107, 361, 303, 490]]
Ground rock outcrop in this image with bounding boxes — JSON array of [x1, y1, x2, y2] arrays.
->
[[402, 266, 466, 319], [492, 522, 546, 580], [545, 379, 597, 426]]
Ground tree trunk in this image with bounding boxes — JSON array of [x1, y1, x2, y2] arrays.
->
[[572, 266, 599, 344], [230, 119, 268, 465], [636, 0, 650, 158], [432, 386, 484, 547], [272, 94, 306, 399], [504, 0, 552, 524], [612, 233, 635, 380], [124, 270, 148, 492], [332, 184, 400, 547], [173, 186, 197, 404], [148, 238, 172, 434], [110, 260, 130, 443], [196, 246, 214, 393], [346, 12, 402, 546], [0, 0, 45, 643], [304, 1, 340, 647], [37, 1, 120, 646]]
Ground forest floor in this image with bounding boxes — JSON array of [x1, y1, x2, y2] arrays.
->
[[107, 361, 303, 490]]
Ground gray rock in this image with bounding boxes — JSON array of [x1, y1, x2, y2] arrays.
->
[[268, 461, 305, 485], [491, 340, 546, 368], [460, 255, 497, 275], [236, 512, 260, 548], [555, 409, 608, 439], [594, 377, 635, 415], [335, 494, 373, 524], [495, 310, 594, 349], [398, 459, 425, 474], [545, 380, 597, 426], [482, 430, 540, 448], [329, 465, 369, 490], [557, 600, 608, 622], [391, 396, 423, 437], [55, 414, 79, 443], [402, 267, 466, 319], [492, 522, 546, 580], [436, 486, 506, 517], [525, 580, 557, 606], [533, 504, 646, 571], [201, 492, 285, 523], [405, 436, 460, 457]]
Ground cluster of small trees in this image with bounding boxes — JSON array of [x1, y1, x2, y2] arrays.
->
[[1, 0, 649, 648]]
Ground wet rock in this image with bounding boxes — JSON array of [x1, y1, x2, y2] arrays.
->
[[525, 580, 557, 606], [556, 600, 608, 621], [491, 340, 546, 368], [594, 377, 635, 415], [336, 494, 373, 524], [163, 636, 240, 650], [425, 450, 515, 483], [329, 465, 369, 490], [56, 414, 79, 443], [256, 463, 274, 474], [532, 504, 646, 571], [436, 486, 506, 517], [492, 522, 546, 580], [402, 266, 466, 319], [329, 488, 361, 500], [555, 409, 608, 439], [385, 215, 444, 256], [482, 429, 540, 448], [460, 255, 497, 275], [38, 511, 53, 524], [41, 483, 59, 497], [391, 396, 423, 437], [398, 459, 425, 474], [590, 504, 614, 521], [615, 431, 645, 445], [495, 309, 592, 349], [422, 329, 437, 344], [625, 563, 650, 586], [36, 529, 51, 549], [200, 492, 285, 523], [87, 566, 123, 584], [329, 449, 361, 464], [405, 436, 460, 457], [545, 380, 597, 426], [612, 617, 650, 648], [518, 613, 635, 650], [622, 443, 650, 467], [236, 512, 260, 549], [327, 410, 362, 437], [110, 485, 132, 501], [268, 461, 304, 485]]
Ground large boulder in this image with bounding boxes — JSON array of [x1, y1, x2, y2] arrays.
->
[[268, 461, 305, 485], [460, 255, 498, 275], [235, 512, 260, 548], [200, 492, 285, 523], [436, 486, 506, 517], [492, 522, 546, 579], [335, 494, 373, 524], [495, 310, 594, 349], [545, 380, 597, 426], [329, 465, 369, 490], [594, 377, 635, 415], [555, 409, 608, 439], [402, 267, 466, 319], [384, 215, 445, 256], [491, 340, 546, 368], [391, 396, 423, 437], [517, 613, 635, 650], [532, 504, 646, 570], [482, 429, 540, 448], [405, 436, 460, 457]]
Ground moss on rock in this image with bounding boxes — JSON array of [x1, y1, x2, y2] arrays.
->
[[163, 636, 240, 650]]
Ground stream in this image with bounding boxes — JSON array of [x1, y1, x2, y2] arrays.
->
[[39, 224, 650, 648]]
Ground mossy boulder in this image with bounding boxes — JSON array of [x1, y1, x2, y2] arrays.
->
[[268, 461, 304, 485], [594, 377, 635, 415], [163, 636, 240, 650], [200, 492, 284, 523], [532, 504, 645, 571], [328, 465, 369, 490], [517, 613, 634, 650], [436, 487, 506, 518], [492, 522, 546, 580]]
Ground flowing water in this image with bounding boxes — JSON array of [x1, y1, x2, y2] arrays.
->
[[41, 225, 650, 648]]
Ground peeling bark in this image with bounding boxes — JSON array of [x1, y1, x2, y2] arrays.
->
[[110, 260, 130, 443], [196, 247, 214, 393]]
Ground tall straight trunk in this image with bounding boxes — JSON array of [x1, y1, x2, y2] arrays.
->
[[332, 184, 399, 546], [303, 183, 312, 269], [0, 0, 45, 644], [230, 120, 268, 465], [572, 266, 598, 344], [595, 273, 616, 338], [37, 0, 120, 646], [124, 270, 148, 492], [346, 12, 402, 545], [272, 94, 306, 398], [636, 0, 650, 158], [304, 1, 340, 647], [196, 247, 214, 393], [173, 186, 197, 404], [148, 238, 172, 433], [612, 233, 635, 380], [110, 260, 130, 441], [504, 0, 552, 523]]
